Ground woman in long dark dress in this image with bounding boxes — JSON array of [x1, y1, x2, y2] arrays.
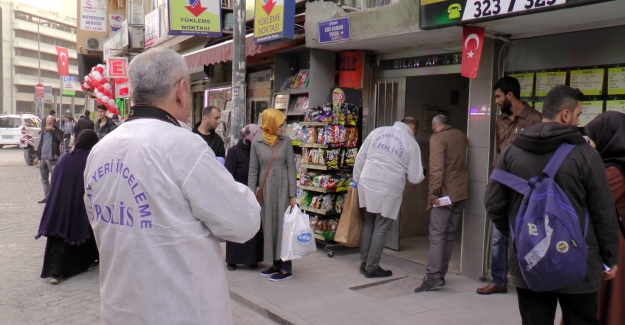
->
[[35, 130, 100, 284], [225, 124, 263, 271]]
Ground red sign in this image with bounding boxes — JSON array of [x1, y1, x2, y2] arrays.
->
[[35, 83, 44, 98], [461, 25, 485, 79], [338, 51, 364, 89], [55, 46, 69, 76], [107, 57, 128, 78]]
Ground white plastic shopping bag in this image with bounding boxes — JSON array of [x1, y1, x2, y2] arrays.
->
[[280, 206, 316, 261]]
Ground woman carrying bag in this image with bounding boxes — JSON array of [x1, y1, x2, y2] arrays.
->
[[248, 109, 297, 282], [225, 124, 263, 271]]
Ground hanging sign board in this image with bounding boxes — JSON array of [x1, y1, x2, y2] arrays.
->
[[508, 73, 534, 97], [79, 0, 107, 32], [535, 71, 567, 97], [145, 7, 161, 48], [43, 86, 53, 104], [608, 67, 625, 95], [570, 69, 604, 95], [318, 17, 350, 43], [607, 100, 625, 114], [578, 101, 603, 127], [253, 0, 295, 44], [338, 51, 364, 89], [168, 0, 222, 37], [107, 57, 129, 78], [419, 0, 613, 30]]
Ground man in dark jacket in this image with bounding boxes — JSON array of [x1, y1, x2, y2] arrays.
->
[[485, 85, 620, 325], [36, 116, 63, 203], [192, 106, 225, 159], [74, 110, 95, 138], [94, 105, 117, 139], [478, 76, 544, 295]]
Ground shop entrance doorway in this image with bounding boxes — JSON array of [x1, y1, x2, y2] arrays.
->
[[382, 73, 470, 274]]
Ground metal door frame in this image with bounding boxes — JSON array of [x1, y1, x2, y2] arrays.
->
[[370, 77, 405, 251]]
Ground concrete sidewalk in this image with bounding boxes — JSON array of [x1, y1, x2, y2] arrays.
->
[[223, 244, 525, 325]]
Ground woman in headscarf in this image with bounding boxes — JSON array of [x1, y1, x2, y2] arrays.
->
[[225, 124, 263, 271], [248, 109, 297, 281], [35, 129, 100, 284], [584, 111, 625, 325]]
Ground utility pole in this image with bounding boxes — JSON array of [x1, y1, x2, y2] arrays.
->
[[37, 21, 42, 117], [230, 0, 246, 148]]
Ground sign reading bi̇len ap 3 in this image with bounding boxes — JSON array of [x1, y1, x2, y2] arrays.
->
[[168, 0, 221, 37], [254, 0, 295, 44]]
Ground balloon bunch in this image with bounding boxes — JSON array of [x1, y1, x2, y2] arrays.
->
[[81, 64, 120, 115]]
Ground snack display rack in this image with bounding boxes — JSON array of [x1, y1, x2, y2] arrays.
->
[[283, 87, 363, 257]]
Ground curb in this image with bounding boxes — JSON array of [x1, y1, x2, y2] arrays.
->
[[229, 284, 311, 325]]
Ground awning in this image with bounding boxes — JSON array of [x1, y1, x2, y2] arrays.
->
[[183, 34, 262, 69]]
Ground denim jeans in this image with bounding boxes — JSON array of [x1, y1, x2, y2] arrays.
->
[[490, 226, 508, 287], [39, 159, 57, 199]]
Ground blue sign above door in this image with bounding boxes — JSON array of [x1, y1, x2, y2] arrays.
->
[[318, 17, 350, 44]]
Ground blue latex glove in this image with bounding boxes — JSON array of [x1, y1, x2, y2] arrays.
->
[[349, 181, 358, 189], [216, 157, 225, 166]]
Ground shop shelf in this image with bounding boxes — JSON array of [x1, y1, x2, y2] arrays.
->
[[300, 164, 331, 170], [287, 110, 307, 116], [299, 185, 347, 193], [300, 205, 339, 216], [279, 88, 309, 95], [300, 143, 329, 149], [299, 122, 329, 127]]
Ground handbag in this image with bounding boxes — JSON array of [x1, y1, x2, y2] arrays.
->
[[334, 188, 363, 247], [256, 140, 282, 204]]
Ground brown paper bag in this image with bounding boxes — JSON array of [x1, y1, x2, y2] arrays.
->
[[334, 188, 363, 247]]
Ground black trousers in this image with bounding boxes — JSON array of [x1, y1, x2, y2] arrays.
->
[[273, 260, 292, 273], [516, 287, 598, 325]]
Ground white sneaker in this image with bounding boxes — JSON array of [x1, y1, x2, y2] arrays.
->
[[49, 277, 60, 284]]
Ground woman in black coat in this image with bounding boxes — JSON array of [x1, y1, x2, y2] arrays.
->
[[225, 124, 263, 271]]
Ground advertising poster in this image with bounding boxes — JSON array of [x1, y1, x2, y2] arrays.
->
[[168, 0, 221, 37], [536, 71, 567, 97], [570, 69, 604, 95], [80, 0, 107, 32], [109, 14, 123, 32], [253, 0, 295, 44], [607, 100, 625, 114], [145, 8, 161, 48], [578, 101, 603, 127], [338, 51, 364, 89], [508, 73, 534, 97], [608, 67, 625, 95]]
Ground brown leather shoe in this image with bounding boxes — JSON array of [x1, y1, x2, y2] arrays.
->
[[476, 283, 508, 295]]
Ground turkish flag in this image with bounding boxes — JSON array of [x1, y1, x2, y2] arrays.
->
[[461, 26, 485, 79], [55, 46, 69, 76]]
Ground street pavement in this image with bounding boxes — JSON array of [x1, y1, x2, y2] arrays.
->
[[0, 147, 276, 325], [0, 145, 553, 325]]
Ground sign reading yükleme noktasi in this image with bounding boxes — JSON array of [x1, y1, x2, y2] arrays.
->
[[253, 0, 295, 44], [318, 17, 350, 43], [419, 0, 612, 30], [168, 0, 221, 37]]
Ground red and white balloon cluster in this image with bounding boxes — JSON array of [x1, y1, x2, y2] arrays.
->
[[81, 64, 120, 115]]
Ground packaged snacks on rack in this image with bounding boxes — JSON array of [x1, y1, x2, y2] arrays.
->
[[294, 154, 302, 172], [301, 148, 309, 164], [309, 216, 319, 231], [346, 104, 358, 126], [325, 149, 342, 169], [342, 148, 358, 168], [323, 125, 346, 145], [320, 194, 334, 211], [301, 190, 313, 207], [316, 127, 325, 144], [305, 106, 322, 122], [316, 105, 333, 123], [304, 127, 317, 143], [345, 127, 358, 147], [335, 194, 346, 214]]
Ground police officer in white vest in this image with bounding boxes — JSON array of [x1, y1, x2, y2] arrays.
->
[[83, 48, 261, 325]]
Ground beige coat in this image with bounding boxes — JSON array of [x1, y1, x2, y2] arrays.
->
[[428, 125, 469, 208], [248, 135, 297, 262]]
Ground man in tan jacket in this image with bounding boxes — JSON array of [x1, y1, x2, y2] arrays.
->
[[415, 114, 469, 293]]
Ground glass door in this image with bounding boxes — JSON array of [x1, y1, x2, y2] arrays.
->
[[371, 77, 405, 250]]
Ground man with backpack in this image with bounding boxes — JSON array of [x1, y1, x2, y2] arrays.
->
[[485, 85, 619, 325]]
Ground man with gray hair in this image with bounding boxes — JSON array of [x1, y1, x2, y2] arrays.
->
[[415, 114, 468, 293], [83, 48, 261, 325]]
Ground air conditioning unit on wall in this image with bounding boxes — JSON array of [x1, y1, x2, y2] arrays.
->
[[85, 37, 103, 51]]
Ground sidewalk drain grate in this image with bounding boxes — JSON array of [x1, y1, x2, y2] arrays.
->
[[350, 276, 421, 301]]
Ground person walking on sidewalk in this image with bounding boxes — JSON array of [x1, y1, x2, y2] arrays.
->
[[248, 109, 297, 282], [415, 115, 468, 293], [226, 124, 264, 271], [584, 111, 625, 325], [84, 48, 261, 325], [485, 85, 619, 325], [61, 116, 74, 149], [477, 76, 543, 295], [353, 117, 425, 278], [192, 106, 226, 159], [94, 104, 117, 139], [35, 130, 100, 284], [35, 116, 63, 204], [74, 110, 94, 139]]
